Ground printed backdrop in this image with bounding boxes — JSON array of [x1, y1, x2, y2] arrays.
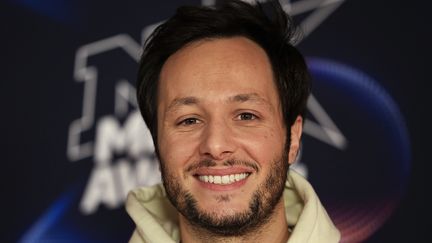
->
[[3, 0, 430, 242]]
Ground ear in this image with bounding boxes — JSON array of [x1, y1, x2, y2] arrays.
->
[[288, 116, 303, 165]]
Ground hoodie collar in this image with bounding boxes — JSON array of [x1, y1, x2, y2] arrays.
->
[[126, 169, 340, 243]]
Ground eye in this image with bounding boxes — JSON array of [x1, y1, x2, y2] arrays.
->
[[237, 112, 257, 121], [178, 117, 201, 126]]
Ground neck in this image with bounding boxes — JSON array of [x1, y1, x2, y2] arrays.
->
[[179, 199, 290, 243]]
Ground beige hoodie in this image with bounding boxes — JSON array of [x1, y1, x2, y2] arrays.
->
[[126, 170, 340, 243]]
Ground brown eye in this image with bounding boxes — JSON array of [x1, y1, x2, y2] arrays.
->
[[180, 118, 199, 125], [239, 113, 256, 120]]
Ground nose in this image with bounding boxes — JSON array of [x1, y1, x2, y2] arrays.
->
[[199, 119, 237, 160]]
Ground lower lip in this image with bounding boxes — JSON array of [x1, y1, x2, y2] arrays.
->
[[195, 176, 249, 191]]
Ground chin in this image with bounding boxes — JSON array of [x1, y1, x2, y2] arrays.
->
[[209, 202, 248, 215]]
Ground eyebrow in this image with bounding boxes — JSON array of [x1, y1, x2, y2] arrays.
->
[[228, 93, 268, 104], [230, 93, 273, 111], [166, 93, 271, 113], [167, 96, 199, 112]]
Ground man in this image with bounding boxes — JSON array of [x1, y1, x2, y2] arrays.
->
[[126, 0, 340, 242]]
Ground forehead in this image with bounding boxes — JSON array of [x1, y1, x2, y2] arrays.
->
[[158, 36, 278, 106]]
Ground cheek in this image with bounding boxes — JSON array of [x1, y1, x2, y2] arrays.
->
[[158, 131, 201, 169], [237, 127, 286, 165]]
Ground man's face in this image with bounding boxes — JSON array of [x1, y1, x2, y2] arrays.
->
[[157, 37, 300, 235]]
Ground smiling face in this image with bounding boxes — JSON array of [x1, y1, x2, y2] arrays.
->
[[157, 36, 301, 235]]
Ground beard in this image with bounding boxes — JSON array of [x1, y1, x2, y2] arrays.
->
[[159, 146, 289, 237]]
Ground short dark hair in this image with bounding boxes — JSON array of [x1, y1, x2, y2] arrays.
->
[[137, 0, 311, 151]]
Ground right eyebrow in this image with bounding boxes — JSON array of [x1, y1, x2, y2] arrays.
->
[[166, 96, 200, 113]]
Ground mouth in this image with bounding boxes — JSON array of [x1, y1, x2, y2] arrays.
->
[[192, 166, 255, 191], [197, 173, 251, 185]]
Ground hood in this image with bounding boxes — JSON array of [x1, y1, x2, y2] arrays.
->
[[126, 169, 340, 243]]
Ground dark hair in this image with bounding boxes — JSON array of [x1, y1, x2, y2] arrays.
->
[[137, 0, 311, 151]]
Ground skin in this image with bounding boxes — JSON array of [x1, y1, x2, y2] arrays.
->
[[157, 36, 303, 243]]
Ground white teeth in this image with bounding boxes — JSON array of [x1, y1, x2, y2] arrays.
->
[[221, 175, 229, 184], [214, 176, 222, 184], [198, 173, 249, 185]]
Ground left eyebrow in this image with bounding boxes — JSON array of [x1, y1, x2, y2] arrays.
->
[[228, 93, 272, 108]]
